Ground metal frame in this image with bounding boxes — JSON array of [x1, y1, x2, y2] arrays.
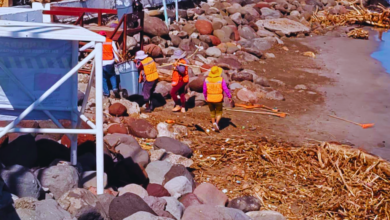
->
[[0, 40, 105, 194]]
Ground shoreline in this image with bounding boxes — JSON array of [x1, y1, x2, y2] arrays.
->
[[297, 33, 390, 160]]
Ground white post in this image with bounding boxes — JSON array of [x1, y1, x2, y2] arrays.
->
[[175, 0, 179, 22], [94, 43, 104, 195], [162, 0, 169, 27]]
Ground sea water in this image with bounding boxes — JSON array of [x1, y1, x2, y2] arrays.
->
[[371, 31, 390, 73]]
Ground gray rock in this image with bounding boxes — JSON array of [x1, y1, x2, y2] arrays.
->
[[182, 24, 196, 36], [228, 196, 261, 212], [263, 18, 311, 35], [126, 36, 137, 50], [124, 211, 174, 220], [80, 171, 108, 189], [214, 29, 231, 43], [162, 197, 184, 220], [143, 196, 173, 218], [154, 81, 172, 98], [1, 165, 41, 199], [162, 165, 195, 190], [36, 165, 79, 199], [188, 76, 206, 93], [212, 21, 223, 30], [109, 193, 157, 220], [164, 176, 193, 199], [246, 210, 286, 220], [104, 133, 149, 167], [97, 194, 115, 217], [0, 134, 37, 168], [229, 82, 244, 90], [237, 88, 258, 103], [231, 71, 254, 82], [294, 84, 307, 90], [35, 199, 75, 220], [266, 90, 285, 101], [193, 183, 228, 206], [182, 205, 251, 220], [206, 47, 222, 58], [257, 29, 277, 37], [156, 123, 175, 139], [236, 51, 260, 62], [260, 8, 282, 19], [230, 12, 243, 25], [16, 208, 37, 220], [239, 26, 257, 40], [57, 188, 107, 219], [265, 53, 276, 59], [146, 161, 173, 185], [170, 35, 182, 47], [255, 77, 270, 87], [118, 184, 148, 198], [154, 137, 193, 158]]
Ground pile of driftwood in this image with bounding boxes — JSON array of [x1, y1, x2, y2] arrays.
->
[[191, 138, 390, 219], [311, 1, 390, 28]]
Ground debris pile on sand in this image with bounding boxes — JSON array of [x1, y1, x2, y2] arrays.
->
[[191, 138, 390, 219]]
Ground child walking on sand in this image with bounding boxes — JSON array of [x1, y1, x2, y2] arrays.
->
[[203, 66, 232, 132]]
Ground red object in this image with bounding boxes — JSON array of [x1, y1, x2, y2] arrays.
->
[[195, 20, 213, 35], [103, 38, 114, 60], [201, 64, 213, 73], [61, 134, 96, 148], [170, 81, 188, 108], [228, 25, 241, 41], [98, 31, 107, 36], [208, 35, 221, 46]]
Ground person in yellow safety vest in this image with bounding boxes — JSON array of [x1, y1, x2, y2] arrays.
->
[[135, 50, 159, 113], [79, 31, 120, 98], [203, 66, 232, 132]]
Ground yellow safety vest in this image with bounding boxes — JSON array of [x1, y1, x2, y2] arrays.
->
[[141, 57, 159, 82], [205, 76, 223, 103]]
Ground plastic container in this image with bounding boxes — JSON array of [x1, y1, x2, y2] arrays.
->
[[115, 60, 142, 98]]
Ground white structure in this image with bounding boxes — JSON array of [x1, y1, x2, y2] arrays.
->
[[0, 7, 43, 22], [0, 20, 106, 194]]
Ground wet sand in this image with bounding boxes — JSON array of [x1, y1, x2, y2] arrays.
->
[[298, 34, 390, 160]]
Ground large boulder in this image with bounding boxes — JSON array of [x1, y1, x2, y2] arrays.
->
[[109, 103, 127, 116], [57, 188, 107, 219], [0, 134, 37, 168], [239, 37, 276, 57], [107, 123, 128, 134], [154, 81, 172, 98], [188, 76, 206, 93], [228, 196, 261, 212], [109, 193, 157, 220], [195, 20, 213, 35], [170, 35, 182, 47], [206, 47, 222, 58], [182, 205, 250, 220], [128, 119, 158, 139], [179, 39, 197, 53], [154, 137, 193, 158], [146, 184, 171, 198], [213, 29, 230, 43], [237, 88, 258, 103], [183, 24, 196, 36], [97, 193, 115, 216], [236, 51, 260, 62], [179, 193, 202, 208], [217, 57, 242, 70], [146, 161, 173, 185], [230, 12, 244, 25], [161, 197, 185, 220], [104, 133, 149, 167], [144, 17, 169, 36], [109, 99, 140, 115], [1, 165, 41, 199], [35, 199, 75, 220], [266, 90, 285, 101], [262, 18, 311, 35], [36, 164, 79, 199]]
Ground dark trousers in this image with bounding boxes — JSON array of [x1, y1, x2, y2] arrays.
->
[[142, 80, 157, 103], [103, 64, 117, 96], [170, 81, 187, 107]]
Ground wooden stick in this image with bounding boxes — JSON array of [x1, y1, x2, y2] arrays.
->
[[226, 109, 286, 118], [328, 114, 361, 126]]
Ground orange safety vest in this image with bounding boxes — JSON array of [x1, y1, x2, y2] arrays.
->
[[205, 76, 223, 103], [141, 57, 159, 82], [103, 38, 114, 61], [172, 59, 189, 86]]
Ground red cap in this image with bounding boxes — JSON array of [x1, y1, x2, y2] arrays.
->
[[98, 31, 107, 36]]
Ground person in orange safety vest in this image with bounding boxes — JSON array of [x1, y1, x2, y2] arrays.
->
[[203, 66, 232, 132], [170, 49, 189, 113], [135, 50, 159, 113], [79, 31, 120, 98]]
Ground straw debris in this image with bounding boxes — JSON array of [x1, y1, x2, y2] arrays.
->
[[191, 138, 390, 219]]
